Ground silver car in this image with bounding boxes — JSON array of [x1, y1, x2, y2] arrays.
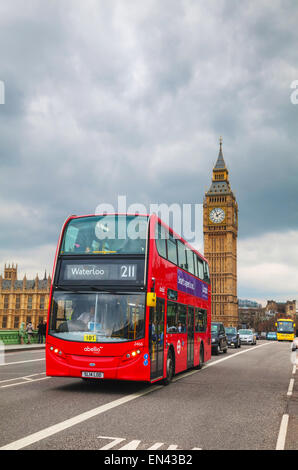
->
[[238, 329, 257, 345]]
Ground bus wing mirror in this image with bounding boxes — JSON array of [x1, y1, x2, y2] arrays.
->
[[147, 293, 156, 307]]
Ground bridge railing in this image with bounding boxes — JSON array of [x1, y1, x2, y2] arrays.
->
[[0, 330, 39, 345]]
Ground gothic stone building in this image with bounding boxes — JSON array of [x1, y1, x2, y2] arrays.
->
[[265, 300, 296, 320], [203, 139, 239, 326], [0, 264, 51, 329]]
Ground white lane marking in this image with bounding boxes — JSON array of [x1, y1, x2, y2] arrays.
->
[[97, 436, 202, 450], [287, 378, 295, 396], [147, 442, 164, 450], [1, 377, 49, 389], [276, 414, 289, 450], [292, 365, 296, 375], [204, 342, 272, 369], [0, 373, 46, 385], [97, 436, 125, 450], [0, 384, 162, 450], [0, 358, 44, 367], [118, 440, 141, 450]]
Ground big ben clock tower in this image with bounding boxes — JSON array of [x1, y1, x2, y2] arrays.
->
[[203, 138, 238, 326]]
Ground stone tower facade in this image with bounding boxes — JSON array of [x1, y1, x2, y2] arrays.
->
[[203, 138, 238, 326]]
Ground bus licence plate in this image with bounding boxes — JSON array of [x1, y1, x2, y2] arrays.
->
[[81, 371, 104, 379]]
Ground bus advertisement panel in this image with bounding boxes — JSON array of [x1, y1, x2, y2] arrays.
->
[[46, 213, 211, 384]]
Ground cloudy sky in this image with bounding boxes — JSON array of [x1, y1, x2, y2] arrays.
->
[[0, 0, 297, 305]]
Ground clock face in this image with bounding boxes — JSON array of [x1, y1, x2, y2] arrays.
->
[[209, 207, 225, 224]]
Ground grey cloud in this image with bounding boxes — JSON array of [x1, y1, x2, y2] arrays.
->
[[0, 0, 297, 301]]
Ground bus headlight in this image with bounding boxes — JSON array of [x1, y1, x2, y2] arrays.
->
[[121, 348, 142, 363], [49, 345, 66, 359]]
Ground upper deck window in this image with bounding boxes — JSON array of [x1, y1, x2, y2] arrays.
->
[[154, 221, 210, 284], [60, 215, 148, 256]]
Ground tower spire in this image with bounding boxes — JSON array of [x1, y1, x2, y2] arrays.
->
[[214, 136, 226, 169], [219, 136, 223, 154]]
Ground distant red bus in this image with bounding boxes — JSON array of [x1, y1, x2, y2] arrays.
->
[[46, 214, 211, 384]]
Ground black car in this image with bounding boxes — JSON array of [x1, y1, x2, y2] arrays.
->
[[211, 322, 228, 355], [225, 326, 241, 348]]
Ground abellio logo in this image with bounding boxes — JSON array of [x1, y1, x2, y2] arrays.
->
[[84, 346, 103, 353]]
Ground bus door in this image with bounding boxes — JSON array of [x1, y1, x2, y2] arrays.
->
[[187, 306, 194, 368], [149, 298, 165, 380]]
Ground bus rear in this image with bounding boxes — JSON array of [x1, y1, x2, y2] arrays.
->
[[46, 214, 151, 382], [276, 319, 295, 341]]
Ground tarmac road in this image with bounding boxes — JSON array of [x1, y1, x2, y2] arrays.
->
[[0, 340, 297, 450]]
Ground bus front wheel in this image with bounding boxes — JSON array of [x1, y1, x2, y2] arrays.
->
[[163, 349, 174, 385]]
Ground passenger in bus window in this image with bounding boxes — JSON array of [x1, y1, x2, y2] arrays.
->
[[167, 325, 177, 333], [157, 322, 164, 345], [178, 322, 185, 333], [77, 305, 95, 324], [73, 230, 89, 253]]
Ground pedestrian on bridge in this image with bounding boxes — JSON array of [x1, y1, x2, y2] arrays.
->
[[37, 320, 44, 344], [19, 322, 25, 345], [26, 322, 34, 344]]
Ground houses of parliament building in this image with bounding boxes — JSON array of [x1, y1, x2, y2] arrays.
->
[[0, 264, 51, 329]]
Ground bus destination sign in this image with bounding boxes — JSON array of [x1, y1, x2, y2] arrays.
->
[[63, 263, 137, 282]]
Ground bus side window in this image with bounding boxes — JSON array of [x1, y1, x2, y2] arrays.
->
[[167, 301, 178, 333], [155, 223, 167, 259], [167, 235, 178, 265], [177, 240, 187, 270], [186, 249, 195, 275], [197, 257, 204, 280], [177, 304, 187, 332], [203, 262, 210, 283], [195, 308, 207, 332]]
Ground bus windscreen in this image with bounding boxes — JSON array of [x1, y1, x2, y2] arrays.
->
[[49, 291, 146, 343], [277, 321, 294, 333], [60, 215, 148, 255]]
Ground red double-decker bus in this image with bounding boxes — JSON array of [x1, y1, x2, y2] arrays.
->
[[46, 213, 211, 384]]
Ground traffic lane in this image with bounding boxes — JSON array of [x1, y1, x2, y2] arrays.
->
[[1, 341, 289, 450], [0, 343, 247, 450], [22, 342, 290, 450], [3, 349, 45, 363], [0, 372, 153, 448], [0, 351, 45, 381]]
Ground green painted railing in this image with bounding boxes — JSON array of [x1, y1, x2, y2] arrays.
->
[[0, 329, 39, 345]]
